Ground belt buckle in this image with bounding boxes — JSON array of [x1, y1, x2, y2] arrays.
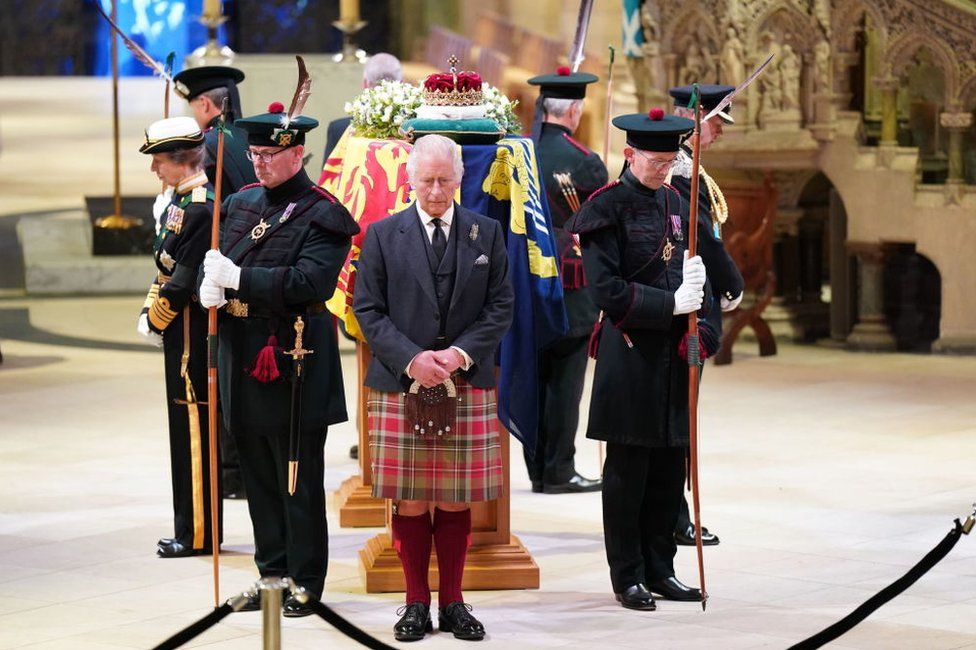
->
[[226, 299, 248, 317]]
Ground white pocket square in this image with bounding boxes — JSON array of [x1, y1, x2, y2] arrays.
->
[[474, 254, 490, 265]]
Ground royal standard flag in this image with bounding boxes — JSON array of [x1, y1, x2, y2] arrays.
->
[[320, 132, 413, 339], [460, 137, 568, 453]]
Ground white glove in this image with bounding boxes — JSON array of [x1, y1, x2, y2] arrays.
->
[[137, 313, 163, 347], [673, 251, 706, 315], [153, 187, 173, 235], [721, 292, 743, 312], [203, 249, 242, 290], [199, 278, 227, 309], [681, 251, 706, 289], [673, 282, 705, 315]]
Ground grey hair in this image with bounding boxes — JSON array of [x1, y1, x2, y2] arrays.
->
[[199, 86, 229, 109], [167, 143, 206, 171], [543, 97, 581, 118], [364, 52, 403, 87], [407, 134, 464, 183]]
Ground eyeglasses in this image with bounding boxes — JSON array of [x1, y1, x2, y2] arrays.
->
[[633, 149, 677, 172], [246, 148, 288, 164]]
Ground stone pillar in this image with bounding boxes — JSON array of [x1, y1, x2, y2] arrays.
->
[[766, 207, 803, 340], [940, 110, 973, 184], [846, 241, 896, 351], [828, 189, 854, 343], [874, 74, 900, 145], [832, 51, 859, 110]]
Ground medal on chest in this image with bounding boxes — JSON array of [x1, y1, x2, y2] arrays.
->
[[165, 204, 184, 234]]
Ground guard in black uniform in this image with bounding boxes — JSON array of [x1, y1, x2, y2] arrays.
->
[[173, 65, 259, 498], [200, 102, 359, 616], [567, 109, 713, 610], [174, 65, 258, 194], [136, 116, 221, 558], [524, 68, 608, 494], [667, 84, 744, 546]]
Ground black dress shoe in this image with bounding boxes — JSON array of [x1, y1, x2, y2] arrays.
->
[[438, 601, 485, 641], [542, 473, 602, 494], [157, 537, 176, 548], [648, 576, 702, 601], [614, 583, 656, 611], [531, 481, 542, 493], [232, 591, 262, 612], [674, 524, 720, 546], [282, 594, 313, 618], [156, 540, 210, 558], [394, 602, 432, 642]]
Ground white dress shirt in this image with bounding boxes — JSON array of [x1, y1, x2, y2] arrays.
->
[[405, 202, 472, 380]]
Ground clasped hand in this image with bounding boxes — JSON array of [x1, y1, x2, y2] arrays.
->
[[410, 349, 463, 388]]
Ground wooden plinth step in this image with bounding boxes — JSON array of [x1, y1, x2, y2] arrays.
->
[[359, 533, 540, 593], [332, 475, 386, 528]]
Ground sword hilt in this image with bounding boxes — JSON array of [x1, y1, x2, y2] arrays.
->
[[285, 316, 315, 363]]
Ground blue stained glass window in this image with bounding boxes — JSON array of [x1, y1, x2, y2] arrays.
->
[[92, 0, 225, 76]]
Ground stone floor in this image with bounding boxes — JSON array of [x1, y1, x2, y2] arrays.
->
[[1, 295, 975, 649]]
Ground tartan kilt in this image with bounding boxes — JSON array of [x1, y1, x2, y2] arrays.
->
[[368, 377, 504, 503]]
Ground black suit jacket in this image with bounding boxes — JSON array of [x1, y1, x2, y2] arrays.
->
[[353, 203, 514, 392]]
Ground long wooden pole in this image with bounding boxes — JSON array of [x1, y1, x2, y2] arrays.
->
[[207, 101, 228, 608], [686, 85, 707, 611], [597, 45, 616, 472]]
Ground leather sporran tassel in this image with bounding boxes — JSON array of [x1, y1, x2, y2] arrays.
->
[[247, 335, 281, 383], [404, 378, 458, 437]]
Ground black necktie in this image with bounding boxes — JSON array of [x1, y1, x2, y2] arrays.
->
[[431, 217, 447, 263]]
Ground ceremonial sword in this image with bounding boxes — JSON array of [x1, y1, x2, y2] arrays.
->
[[286, 317, 314, 496]]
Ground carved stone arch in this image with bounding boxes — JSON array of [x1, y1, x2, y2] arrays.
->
[[886, 33, 959, 102], [661, 4, 721, 56], [958, 75, 976, 111], [832, 0, 888, 54], [747, 1, 820, 57]]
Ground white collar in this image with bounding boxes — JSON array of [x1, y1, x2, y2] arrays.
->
[[176, 171, 209, 195], [416, 202, 455, 227]]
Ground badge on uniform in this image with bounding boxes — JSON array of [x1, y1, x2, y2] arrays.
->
[[159, 250, 176, 272], [662, 239, 675, 262], [165, 204, 184, 234], [250, 218, 270, 241]]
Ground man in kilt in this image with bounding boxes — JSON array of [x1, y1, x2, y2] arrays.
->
[[354, 134, 514, 642]]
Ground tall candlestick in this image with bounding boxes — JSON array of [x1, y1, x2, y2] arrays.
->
[[203, 0, 221, 18], [340, 0, 359, 24]]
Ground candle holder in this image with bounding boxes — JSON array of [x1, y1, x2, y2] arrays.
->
[[332, 19, 368, 63], [186, 12, 236, 67]]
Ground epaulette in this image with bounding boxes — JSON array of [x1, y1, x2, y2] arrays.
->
[[561, 132, 591, 156], [585, 180, 620, 203], [311, 185, 338, 203], [179, 189, 215, 208]]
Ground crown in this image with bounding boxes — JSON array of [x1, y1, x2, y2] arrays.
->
[[422, 55, 483, 107]]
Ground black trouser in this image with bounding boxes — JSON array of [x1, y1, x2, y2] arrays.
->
[[524, 335, 589, 485], [234, 426, 328, 598], [219, 417, 245, 494], [602, 443, 685, 592], [162, 309, 222, 549], [675, 494, 692, 532]]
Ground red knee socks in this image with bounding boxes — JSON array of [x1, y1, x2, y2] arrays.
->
[[433, 508, 471, 606], [392, 512, 432, 605]]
